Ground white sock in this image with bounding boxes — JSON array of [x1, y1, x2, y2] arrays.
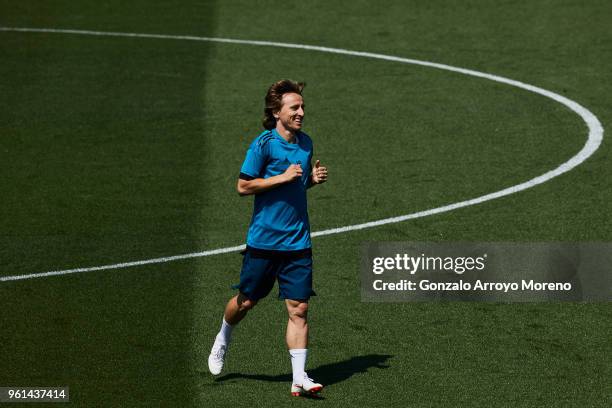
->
[[216, 318, 233, 345], [289, 348, 308, 385]]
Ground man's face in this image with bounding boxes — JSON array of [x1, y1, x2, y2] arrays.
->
[[275, 92, 305, 132]]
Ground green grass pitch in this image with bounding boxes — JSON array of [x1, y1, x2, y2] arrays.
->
[[1, 1, 611, 406]]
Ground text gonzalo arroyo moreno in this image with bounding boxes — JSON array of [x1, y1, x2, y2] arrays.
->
[[371, 253, 572, 292]]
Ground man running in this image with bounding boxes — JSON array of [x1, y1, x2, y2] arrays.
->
[[208, 79, 328, 397]]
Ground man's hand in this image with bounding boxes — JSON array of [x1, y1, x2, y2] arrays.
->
[[311, 160, 328, 184], [283, 164, 303, 182]]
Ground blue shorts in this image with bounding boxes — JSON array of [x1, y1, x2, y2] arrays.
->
[[235, 246, 315, 301]]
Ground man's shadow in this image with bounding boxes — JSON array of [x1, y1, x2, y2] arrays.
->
[[212, 354, 391, 388]]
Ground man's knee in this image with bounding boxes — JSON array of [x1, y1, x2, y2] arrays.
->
[[287, 301, 309, 321], [237, 293, 257, 311]]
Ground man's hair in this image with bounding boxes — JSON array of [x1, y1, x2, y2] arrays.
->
[[263, 79, 305, 130]]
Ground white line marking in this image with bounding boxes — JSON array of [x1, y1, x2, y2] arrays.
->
[[0, 244, 247, 282], [0, 27, 604, 282]]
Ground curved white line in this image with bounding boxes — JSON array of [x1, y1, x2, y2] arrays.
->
[[0, 27, 604, 282]]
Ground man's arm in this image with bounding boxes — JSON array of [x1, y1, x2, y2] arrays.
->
[[237, 164, 303, 196]]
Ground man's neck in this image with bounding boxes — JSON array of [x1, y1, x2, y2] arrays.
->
[[275, 125, 298, 143]]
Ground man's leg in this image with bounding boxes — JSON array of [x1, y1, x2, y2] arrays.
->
[[224, 293, 257, 325], [216, 293, 257, 349], [208, 293, 257, 375], [209, 249, 277, 375], [286, 299, 308, 349], [286, 299, 322, 396]]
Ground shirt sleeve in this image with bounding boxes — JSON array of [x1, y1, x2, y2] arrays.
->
[[240, 140, 267, 179]]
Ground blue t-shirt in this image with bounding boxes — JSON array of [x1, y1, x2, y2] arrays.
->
[[240, 129, 313, 251]]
